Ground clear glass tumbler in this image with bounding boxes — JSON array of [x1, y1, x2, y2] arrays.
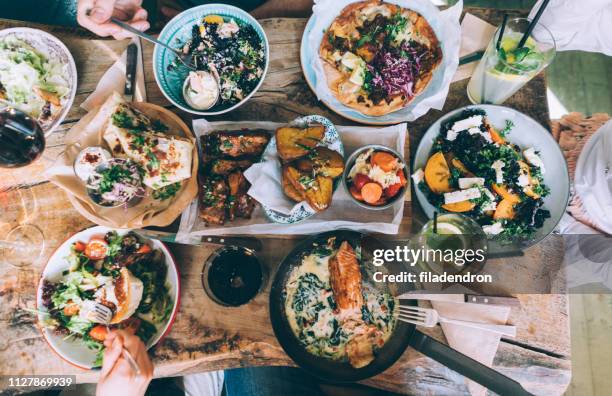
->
[[467, 18, 556, 105]]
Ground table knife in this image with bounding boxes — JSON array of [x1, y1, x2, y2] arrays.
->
[[399, 292, 520, 307], [133, 229, 263, 252], [124, 43, 138, 102]]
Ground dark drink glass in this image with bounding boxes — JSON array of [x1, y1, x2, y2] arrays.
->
[[0, 108, 45, 168], [202, 246, 266, 307]]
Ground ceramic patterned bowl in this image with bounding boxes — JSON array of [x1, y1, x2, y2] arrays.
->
[[262, 115, 344, 224], [153, 4, 269, 116], [0, 27, 77, 136]]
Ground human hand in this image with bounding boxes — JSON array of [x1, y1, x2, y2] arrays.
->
[[96, 330, 154, 396], [77, 0, 150, 40]]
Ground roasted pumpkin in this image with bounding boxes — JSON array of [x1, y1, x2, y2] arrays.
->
[[283, 164, 333, 211], [489, 127, 505, 144], [304, 176, 333, 211], [492, 183, 520, 203], [442, 200, 476, 213], [294, 146, 345, 178], [493, 198, 516, 220], [451, 158, 471, 175], [424, 151, 452, 193], [282, 165, 306, 202], [275, 125, 325, 161]]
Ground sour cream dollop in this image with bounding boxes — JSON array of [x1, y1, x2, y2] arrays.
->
[[183, 71, 220, 110], [74, 146, 112, 182]]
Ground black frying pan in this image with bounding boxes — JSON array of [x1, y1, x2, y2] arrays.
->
[[269, 230, 532, 395]]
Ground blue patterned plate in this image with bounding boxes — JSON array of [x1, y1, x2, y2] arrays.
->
[[153, 4, 269, 116], [263, 115, 344, 224]]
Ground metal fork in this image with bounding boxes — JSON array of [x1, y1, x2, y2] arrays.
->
[[399, 305, 516, 338], [90, 303, 142, 374], [108, 16, 197, 71]]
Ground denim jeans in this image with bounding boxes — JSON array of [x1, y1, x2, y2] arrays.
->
[[224, 366, 326, 396]]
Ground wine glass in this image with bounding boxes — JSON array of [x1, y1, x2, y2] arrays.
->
[[0, 107, 46, 168], [0, 176, 45, 268]]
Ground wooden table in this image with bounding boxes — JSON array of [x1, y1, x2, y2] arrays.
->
[[0, 8, 571, 395]]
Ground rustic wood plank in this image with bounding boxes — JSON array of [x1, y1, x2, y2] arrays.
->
[[0, 9, 570, 395]]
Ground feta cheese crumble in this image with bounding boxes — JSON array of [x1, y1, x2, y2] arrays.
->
[[411, 168, 424, 184], [483, 222, 504, 235], [523, 148, 546, 174], [458, 177, 485, 189], [492, 160, 505, 184], [443, 188, 481, 204]]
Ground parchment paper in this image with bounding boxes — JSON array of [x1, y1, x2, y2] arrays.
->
[[176, 120, 407, 241], [45, 93, 198, 229], [308, 0, 463, 121]]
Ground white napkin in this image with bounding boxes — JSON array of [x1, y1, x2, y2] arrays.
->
[[431, 297, 511, 396], [244, 160, 297, 215], [81, 37, 147, 111], [452, 13, 496, 82], [244, 129, 343, 216], [308, 0, 463, 121], [574, 120, 612, 234], [529, 0, 612, 56]]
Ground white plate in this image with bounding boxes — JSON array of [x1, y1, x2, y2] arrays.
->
[[0, 27, 77, 137], [413, 105, 570, 247], [36, 226, 180, 369]]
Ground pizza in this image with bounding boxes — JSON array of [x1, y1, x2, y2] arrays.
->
[[319, 0, 443, 116]]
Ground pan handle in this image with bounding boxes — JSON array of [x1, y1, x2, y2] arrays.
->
[[408, 330, 532, 396]]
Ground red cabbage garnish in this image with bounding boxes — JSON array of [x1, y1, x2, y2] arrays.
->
[[368, 43, 424, 100]]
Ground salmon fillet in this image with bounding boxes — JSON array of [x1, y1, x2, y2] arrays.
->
[[328, 241, 364, 311]]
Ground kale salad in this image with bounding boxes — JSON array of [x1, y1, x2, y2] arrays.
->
[[40, 231, 174, 367], [413, 108, 551, 240], [170, 14, 266, 108]]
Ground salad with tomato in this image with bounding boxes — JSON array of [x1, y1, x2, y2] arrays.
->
[[39, 231, 173, 367], [346, 147, 407, 207]]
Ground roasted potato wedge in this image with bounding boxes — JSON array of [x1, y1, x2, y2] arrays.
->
[[283, 165, 333, 211], [295, 147, 345, 178], [304, 176, 333, 212], [282, 165, 306, 202], [275, 125, 325, 161]]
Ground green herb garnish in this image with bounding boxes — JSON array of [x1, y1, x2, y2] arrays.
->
[[152, 182, 181, 201]]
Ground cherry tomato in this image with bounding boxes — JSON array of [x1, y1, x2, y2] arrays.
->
[[137, 244, 152, 254], [84, 238, 109, 260], [384, 182, 402, 198], [73, 241, 87, 253], [353, 174, 371, 190], [89, 325, 108, 342], [63, 302, 79, 316]]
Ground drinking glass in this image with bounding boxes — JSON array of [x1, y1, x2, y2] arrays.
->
[[413, 213, 487, 276], [0, 107, 46, 168], [467, 18, 556, 105], [0, 174, 45, 268]]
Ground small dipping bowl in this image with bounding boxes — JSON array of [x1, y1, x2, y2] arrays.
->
[[201, 246, 266, 307], [343, 144, 408, 210], [182, 70, 220, 111], [86, 158, 143, 208], [73, 146, 112, 182]]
